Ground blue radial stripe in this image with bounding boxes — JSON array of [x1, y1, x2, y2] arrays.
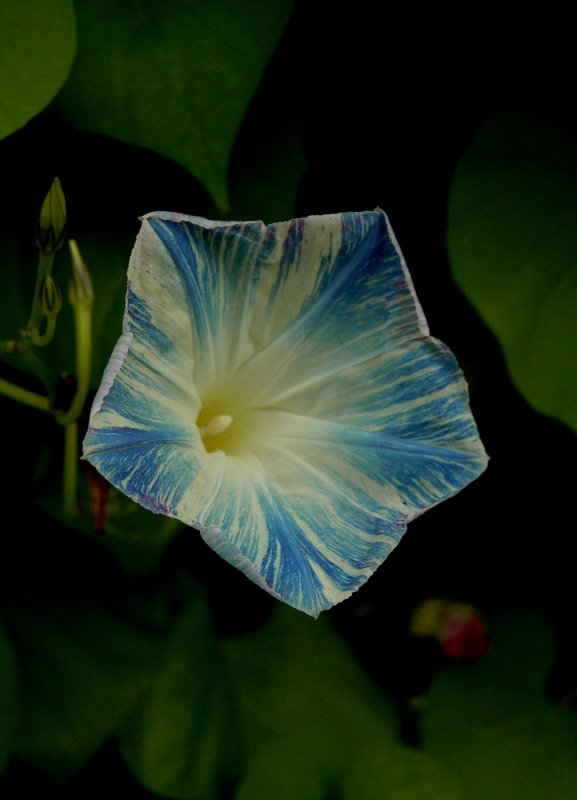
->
[[147, 216, 286, 388], [191, 420, 479, 616], [198, 465, 405, 616], [88, 438, 228, 529], [229, 216, 429, 408]]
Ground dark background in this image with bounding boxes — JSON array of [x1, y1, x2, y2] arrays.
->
[[1, 2, 576, 795]]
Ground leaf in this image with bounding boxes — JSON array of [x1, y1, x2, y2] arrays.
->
[[225, 606, 463, 799], [117, 579, 240, 800], [341, 748, 463, 800], [54, 0, 294, 210], [447, 99, 577, 433], [424, 611, 577, 800], [0, 0, 76, 140], [2, 544, 189, 782]]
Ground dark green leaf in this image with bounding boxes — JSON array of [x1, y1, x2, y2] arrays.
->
[[447, 100, 577, 433], [226, 606, 463, 800], [4, 558, 189, 782], [0, 0, 76, 140], [425, 611, 577, 800], [117, 579, 240, 800], [55, 0, 294, 210]]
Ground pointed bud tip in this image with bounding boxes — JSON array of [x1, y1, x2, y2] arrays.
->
[[68, 239, 94, 308], [36, 177, 67, 253]]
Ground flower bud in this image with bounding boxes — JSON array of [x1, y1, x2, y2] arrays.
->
[[35, 177, 67, 253], [68, 239, 94, 309], [40, 274, 63, 319]]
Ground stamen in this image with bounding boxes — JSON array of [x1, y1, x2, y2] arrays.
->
[[199, 414, 233, 439]]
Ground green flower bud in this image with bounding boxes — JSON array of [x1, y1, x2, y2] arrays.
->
[[68, 239, 94, 309], [40, 274, 63, 319], [35, 177, 67, 254]]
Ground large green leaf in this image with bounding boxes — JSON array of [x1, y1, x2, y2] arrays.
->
[[447, 101, 577, 433], [0, 0, 76, 140], [55, 0, 294, 210], [225, 606, 462, 800], [3, 548, 192, 782], [117, 579, 240, 800], [424, 611, 577, 800]]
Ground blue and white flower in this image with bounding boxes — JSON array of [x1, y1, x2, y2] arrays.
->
[[83, 210, 487, 616]]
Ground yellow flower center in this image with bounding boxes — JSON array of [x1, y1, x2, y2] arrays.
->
[[197, 392, 249, 454], [199, 414, 233, 439]]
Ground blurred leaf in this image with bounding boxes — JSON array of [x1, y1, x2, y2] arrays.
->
[[55, 0, 294, 210], [425, 611, 577, 800], [225, 606, 462, 800], [0, 0, 76, 141], [447, 100, 577, 433], [3, 557, 190, 782], [0, 619, 18, 773], [117, 579, 240, 800], [341, 747, 462, 800]]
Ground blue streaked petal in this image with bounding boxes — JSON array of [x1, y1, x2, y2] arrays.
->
[[83, 210, 488, 616], [193, 410, 485, 615]]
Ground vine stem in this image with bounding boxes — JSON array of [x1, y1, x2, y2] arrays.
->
[[0, 377, 51, 412], [58, 240, 94, 518], [57, 240, 93, 428]]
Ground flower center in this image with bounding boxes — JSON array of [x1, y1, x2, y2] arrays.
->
[[197, 394, 247, 454], [199, 414, 233, 439]]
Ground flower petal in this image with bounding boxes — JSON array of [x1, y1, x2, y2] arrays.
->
[[83, 210, 487, 616]]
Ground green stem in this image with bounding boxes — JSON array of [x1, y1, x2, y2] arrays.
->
[[30, 315, 57, 348], [0, 376, 51, 412], [58, 307, 91, 426], [58, 240, 94, 517], [0, 335, 34, 355], [63, 421, 78, 518]]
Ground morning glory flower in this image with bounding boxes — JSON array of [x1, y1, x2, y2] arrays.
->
[[83, 210, 487, 616]]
